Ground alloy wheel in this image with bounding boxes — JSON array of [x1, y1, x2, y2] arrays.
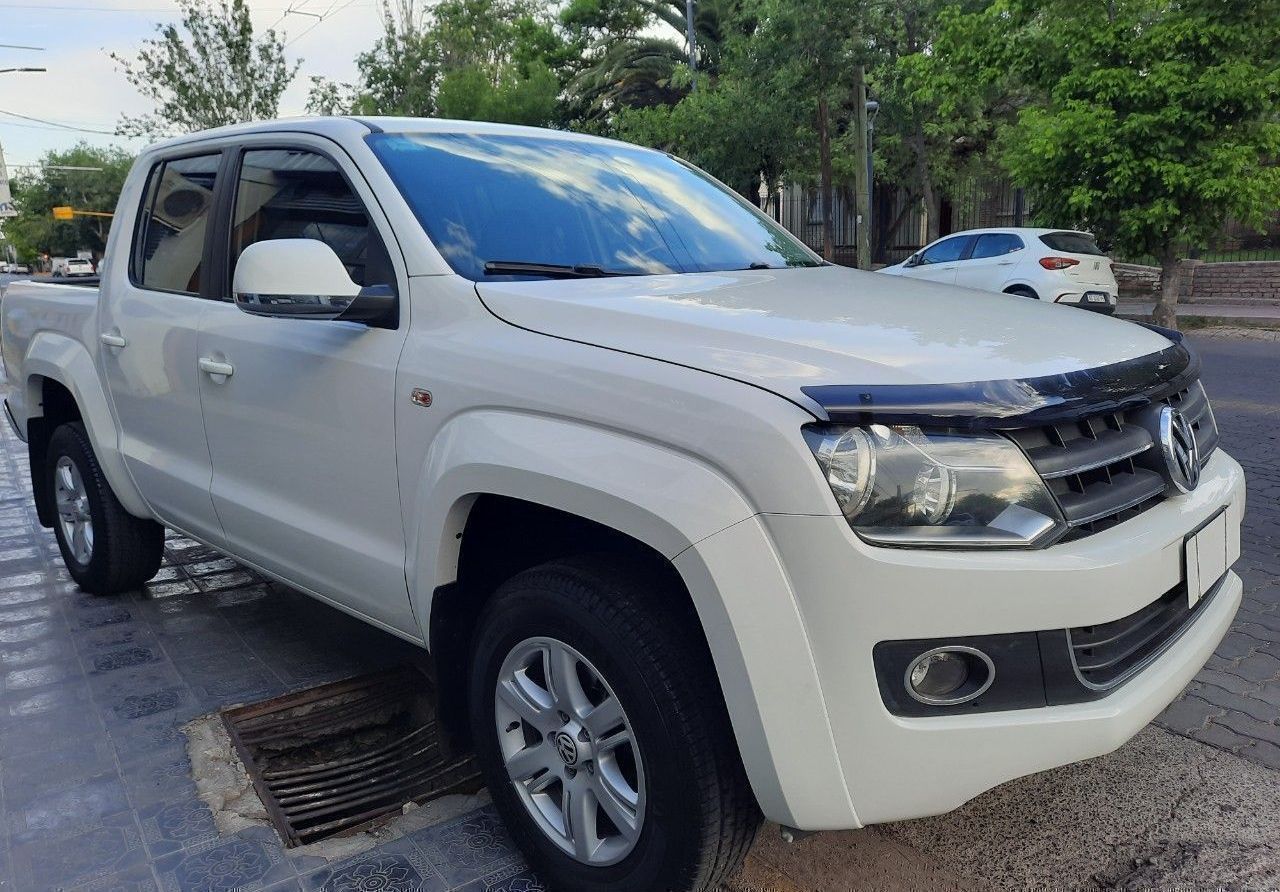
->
[[494, 636, 646, 866], [54, 455, 94, 564]]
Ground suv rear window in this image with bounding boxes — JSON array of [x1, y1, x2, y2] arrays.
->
[[1038, 232, 1105, 255]]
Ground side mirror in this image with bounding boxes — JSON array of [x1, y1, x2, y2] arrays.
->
[[232, 239, 396, 328], [904, 253, 920, 268]]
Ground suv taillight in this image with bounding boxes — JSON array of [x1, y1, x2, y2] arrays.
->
[[1039, 256, 1080, 270]]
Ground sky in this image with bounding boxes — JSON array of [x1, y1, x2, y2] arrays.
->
[[0, 0, 391, 175]]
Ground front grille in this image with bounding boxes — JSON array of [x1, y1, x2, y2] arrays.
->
[[1067, 575, 1220, 688], [1006, 380, 1218, 540]]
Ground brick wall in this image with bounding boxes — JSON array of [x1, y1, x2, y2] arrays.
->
[[1115, 260, 1280, 305]]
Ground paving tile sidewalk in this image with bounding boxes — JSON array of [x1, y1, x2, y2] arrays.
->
[[1154, 334, 1280, 769], [0, 410, 541, 890]]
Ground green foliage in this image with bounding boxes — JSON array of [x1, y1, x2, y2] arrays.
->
[[437, 61, 560, 125], [112, 0, 298, 137], [4, 144, 133, 261], [308, 0, 566, 127], [970, 0, 1280, 263]]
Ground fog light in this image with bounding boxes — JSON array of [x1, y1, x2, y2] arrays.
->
[[905, 646, 995, 706]]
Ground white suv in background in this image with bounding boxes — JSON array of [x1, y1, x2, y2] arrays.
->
[[881, 227, 1119, 313]]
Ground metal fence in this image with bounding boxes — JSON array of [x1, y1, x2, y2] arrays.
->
[[769, 177, 1280, 267]]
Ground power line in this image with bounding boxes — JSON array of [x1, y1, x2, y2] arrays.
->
[[0, 108, 116, 135], [284, 0, 363, 48]]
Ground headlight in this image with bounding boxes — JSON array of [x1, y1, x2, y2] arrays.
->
[[803, 424, 1066, 547]]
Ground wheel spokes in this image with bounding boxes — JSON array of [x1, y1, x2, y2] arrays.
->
[[505, 740, 556, 785], [542, 642, 589, 716], [582, 696, 623, 739], [497, 674, 553, 731], [564, 781, 601, 862], [592, 768, 640, 838]]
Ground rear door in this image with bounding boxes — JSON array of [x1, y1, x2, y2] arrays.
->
[[99, 152, 225, 541], [196, 138, 416, 635], [954, 232, 1025, 291]]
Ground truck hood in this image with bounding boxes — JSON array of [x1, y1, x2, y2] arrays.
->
[[476, 265, 1174, 410]]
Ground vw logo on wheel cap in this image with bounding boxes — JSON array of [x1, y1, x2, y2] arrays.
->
[[1159, 406, 1200, 493], [553, 731, 579, 766]]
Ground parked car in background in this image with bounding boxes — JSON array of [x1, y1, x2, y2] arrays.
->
[[51, 256, 95, 278], [10, 262, 29, 274], [881, 227, 1119, 313], [0, 119, 1242, 892]]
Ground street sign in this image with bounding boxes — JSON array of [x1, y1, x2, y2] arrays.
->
[[52, 206, 74, 220], [0, 142, 17, 219]]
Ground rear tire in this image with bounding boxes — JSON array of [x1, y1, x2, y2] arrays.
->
[[1005, 285, 1040, 299], [47, 422, 164, 594], [468, 555, 760, 892]]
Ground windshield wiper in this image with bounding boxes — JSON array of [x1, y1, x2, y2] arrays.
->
[[483, 260, 629, 279]]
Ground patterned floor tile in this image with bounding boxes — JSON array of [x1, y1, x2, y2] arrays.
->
[[300, 838, 447, 892], [454, 863, 545, 892], [7, 771, 132, 841], [152, 828, 296, 892], [137, 797, 220, 859], [409, 809, 523, 889], [9, 811, 146, 889]]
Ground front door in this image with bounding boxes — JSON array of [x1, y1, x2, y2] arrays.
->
[[99, 151, 224, 541], [904, 234, 973, 286], [196, 143, 416, 636]]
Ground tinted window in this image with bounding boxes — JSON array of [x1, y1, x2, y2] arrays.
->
[[230, 149, 392, 289], [971, 233, 1024, 259], [368, 132, 821, 280], [133, 154, 220, 294], [1039, 232, 1105, 255], [919, 236, 971, 265]]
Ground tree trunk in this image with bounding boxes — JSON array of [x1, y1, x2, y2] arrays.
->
[[817, 96, 834, 263], [909, 124, 939, 243], [1154, 241, 1180, 330]]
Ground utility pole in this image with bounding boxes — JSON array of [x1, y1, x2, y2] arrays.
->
[[852, 66, 871, 270], [685, 0, 698, 90]]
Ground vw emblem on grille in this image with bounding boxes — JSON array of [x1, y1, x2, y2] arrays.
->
[[1159, 406, 1200, 493], [553, 731, 579, 766]]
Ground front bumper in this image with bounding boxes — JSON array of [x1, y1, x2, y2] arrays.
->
[[703, 448, 1243, 830]]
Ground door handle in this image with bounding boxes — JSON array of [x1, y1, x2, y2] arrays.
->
[[198, 357, 234, 378], [99, 332, 127, 348]]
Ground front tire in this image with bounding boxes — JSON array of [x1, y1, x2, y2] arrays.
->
[[47, 422, 164, 594], [468, 556, 760, 892]]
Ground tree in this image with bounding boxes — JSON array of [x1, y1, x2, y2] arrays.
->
[[868, 0, 1002, 254], [113, 0, 298, 137], [4, 145, 133, 263], [968, 0, 1280, 327], [308, 1, 438, 117], [734, 0, 871, 260], [308, 0, 566, 126]]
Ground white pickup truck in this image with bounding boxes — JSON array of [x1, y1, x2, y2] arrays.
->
[[0, 118, 1244, 891]]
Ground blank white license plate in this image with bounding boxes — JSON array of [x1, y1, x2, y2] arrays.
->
[[1185, 509, 1228, 608]]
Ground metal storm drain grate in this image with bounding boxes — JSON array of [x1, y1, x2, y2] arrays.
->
[[222, 665, 482, 846]]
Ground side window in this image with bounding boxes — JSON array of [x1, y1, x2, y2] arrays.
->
[[132, 154, 221, 294], [971, 233, 1024, 259], [919, 236, 970, 265], [230, 148, 393, 290]]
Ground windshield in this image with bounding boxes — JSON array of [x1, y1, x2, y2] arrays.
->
[[368, 132, 821, 280]]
